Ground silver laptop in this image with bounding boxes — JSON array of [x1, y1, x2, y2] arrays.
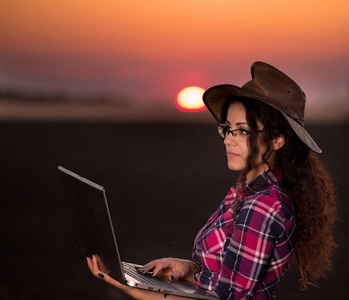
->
[[58, 166, 217, 299]]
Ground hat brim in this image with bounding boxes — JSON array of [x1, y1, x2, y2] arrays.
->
[[203, 84, 322, 153]]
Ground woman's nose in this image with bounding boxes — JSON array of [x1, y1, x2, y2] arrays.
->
[[224, 132, 237, 146]]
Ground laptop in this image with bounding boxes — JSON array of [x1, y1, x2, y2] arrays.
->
[[58, 166, 218, 299]]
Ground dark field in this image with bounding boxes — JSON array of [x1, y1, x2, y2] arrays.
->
[[1, 121, 348, 299]]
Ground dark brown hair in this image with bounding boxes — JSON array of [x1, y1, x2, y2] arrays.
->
[[221, 97, 337, 289]]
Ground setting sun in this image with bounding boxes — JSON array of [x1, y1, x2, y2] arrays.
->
[[175, 86, 206, 112]]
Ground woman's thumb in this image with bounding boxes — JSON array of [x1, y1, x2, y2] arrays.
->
[[169, 271, 180, 281]]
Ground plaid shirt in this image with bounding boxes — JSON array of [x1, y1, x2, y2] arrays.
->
[[192, 169, 296, 299]]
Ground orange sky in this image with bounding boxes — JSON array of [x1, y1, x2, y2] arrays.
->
[[2, 0, 348, 59], [0, 0, 348, 120]]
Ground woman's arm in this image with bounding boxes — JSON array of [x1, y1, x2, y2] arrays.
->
[[87, 256, 201, 300]]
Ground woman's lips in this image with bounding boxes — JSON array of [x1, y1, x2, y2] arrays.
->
[[227, 151, 239, 157]]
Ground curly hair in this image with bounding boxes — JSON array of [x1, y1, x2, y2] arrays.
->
[[221, 97, 337, 289]]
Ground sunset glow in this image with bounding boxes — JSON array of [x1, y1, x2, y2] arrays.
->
[[176, 86, 205, 112], [0, 0, 348, 121]]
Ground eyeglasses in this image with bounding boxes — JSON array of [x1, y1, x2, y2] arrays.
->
[[217, 124, 263, 142]]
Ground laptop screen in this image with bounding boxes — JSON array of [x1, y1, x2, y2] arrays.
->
[[58, 166, 125, 283]]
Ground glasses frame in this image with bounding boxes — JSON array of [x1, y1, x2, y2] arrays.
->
[[217, 124, 263, 142]]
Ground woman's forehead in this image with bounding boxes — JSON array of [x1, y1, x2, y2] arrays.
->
[[227, 102, 263, 130], [226, 102, 247, 124]]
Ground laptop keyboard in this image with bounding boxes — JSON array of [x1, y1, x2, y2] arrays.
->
[[122, 262, 181, 290]]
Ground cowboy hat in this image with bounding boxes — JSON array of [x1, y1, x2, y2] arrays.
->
[[203, 61, 322, 153]]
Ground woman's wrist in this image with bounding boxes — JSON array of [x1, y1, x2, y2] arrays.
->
[[179, 259, 199, 284], [184, 259, 199, 274]]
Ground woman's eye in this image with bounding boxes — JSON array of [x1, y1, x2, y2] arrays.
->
[[238, 129, 249, 135]]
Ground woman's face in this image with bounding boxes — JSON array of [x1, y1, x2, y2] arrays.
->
[[224, 102, 267, 181]]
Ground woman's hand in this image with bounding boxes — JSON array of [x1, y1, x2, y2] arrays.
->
[[87, 255, 141, 298], [87, 255, 201, 300], [139, 257, 199, 285]]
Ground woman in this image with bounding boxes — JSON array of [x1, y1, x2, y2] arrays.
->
[[87, 62, 337, 299]]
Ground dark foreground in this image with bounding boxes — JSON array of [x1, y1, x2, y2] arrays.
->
[[1, 121, 348, 299]]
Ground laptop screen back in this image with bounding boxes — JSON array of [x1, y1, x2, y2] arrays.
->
[[58, 166, 125, 283]]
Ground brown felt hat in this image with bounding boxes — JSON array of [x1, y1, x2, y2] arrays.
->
[[203, 61, 322, 153]]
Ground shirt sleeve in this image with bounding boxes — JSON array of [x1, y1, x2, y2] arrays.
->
[[214, 195, 285, 299]]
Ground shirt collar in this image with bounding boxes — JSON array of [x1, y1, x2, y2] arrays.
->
[[245, 168, 282, 196]]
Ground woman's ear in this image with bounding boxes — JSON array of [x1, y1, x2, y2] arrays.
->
[[271, 135, 285, 151]]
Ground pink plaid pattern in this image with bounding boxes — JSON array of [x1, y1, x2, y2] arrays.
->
[[192, 169, 296, 299]]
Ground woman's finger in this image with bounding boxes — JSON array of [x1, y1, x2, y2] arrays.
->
[[139, 259, 160, 274], [152, 259, 174, 277], [87, 255, 104, 278], [86, 256, 94, 272], [89, 256, 133, 292], [92, 255, 102, 274], [169, 269, 183, 282], [98, 271, 125, 289], [140, 258, 181, 279]]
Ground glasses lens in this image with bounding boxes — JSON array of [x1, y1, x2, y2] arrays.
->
[[218, 125, 228, 139], [217, 125, 249, 142]]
